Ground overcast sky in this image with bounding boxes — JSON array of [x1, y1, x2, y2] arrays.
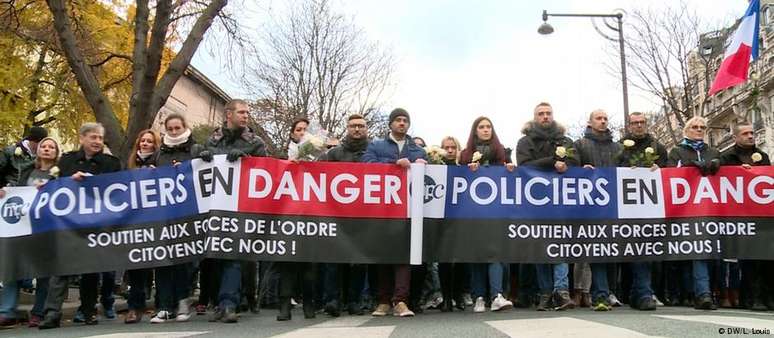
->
[[191, 0, 744, 153]]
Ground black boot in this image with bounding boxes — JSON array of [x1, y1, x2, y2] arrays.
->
[[38, 312, 61, 330], [277, 298, 291, 321], [455, 296, 466, 310], [248, 300, 260, 314], [303, 301, 316, 319], [440, 298, 453, 312], [324, 300, 340, 317]]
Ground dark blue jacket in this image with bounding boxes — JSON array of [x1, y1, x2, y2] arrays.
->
[[362, 134, 427, 163]]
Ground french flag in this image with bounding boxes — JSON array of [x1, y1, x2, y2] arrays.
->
[[709, 0, 760, 96]]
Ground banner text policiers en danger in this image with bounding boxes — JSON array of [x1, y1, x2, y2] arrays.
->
[[0, 155, 772, 279]]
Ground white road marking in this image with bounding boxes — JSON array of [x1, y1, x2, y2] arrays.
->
[[84, 332, 209, 338], [270, 326, 395, 338], [308, 316, 374, 328], [271, 316, 394, 338]]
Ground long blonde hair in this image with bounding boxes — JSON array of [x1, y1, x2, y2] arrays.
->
[[34, 137, 61, 169], [440, 136, 461, 164]]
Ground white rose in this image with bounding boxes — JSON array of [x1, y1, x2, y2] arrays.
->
[[645, 147, 655, 154], [751, 152, 763, 163], [309, 137, 324, 149], [623, 139, 635, 148], [49, 166, 60, 177], [472, 151, 482, 163], [14, 147, 22, 156], [555, 146, 567, 158]]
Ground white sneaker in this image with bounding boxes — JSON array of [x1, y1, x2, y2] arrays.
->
[[491, 293, 513, 312], [290, 298, 299, 307], [463, 293, 474, 306], [608, 294, 623, 307], [653, 295, 664, 307], [423, 295, 443, 310], [473, 297, 486, 313], [150, 310, 172, 323], [176, 299, 191, 322]]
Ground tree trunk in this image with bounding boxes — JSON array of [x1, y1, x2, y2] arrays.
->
[[46, 0, 126, 159], [124, 0, 228, 158]]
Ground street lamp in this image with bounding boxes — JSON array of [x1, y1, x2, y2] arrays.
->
[[539, 10, 630, 125]]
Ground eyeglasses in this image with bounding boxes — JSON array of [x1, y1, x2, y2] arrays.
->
[[442, 146, 457, 150], [690, 125, 707, 131], [347, 124, 366, 129]]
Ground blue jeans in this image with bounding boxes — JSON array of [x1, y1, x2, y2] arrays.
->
[[630, 262, 653, 302], [693, 260, 711, 297], [536, 263, 569, 294], [0, 280, 19, 318], [218, 260, 242, 309], [471, 263, 505, 299], [0, 278, 49, 318], [590, 263, 609, 301]]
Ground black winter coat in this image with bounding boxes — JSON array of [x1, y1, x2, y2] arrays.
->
[[720, 145, 771, 166], [155, 137, 199, 167], [58, 148, 122, 177], [574, 127, 621, 168], [516, 121, 578, 169], [666, 142, 720, 168], [319, 137, 368, 162], [205, 125, 267, 157], [0, 142, 35, 187]]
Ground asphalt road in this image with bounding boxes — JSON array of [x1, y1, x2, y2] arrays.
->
[[3, 305, 774, 338]]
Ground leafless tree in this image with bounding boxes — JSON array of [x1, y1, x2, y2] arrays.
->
[[242, 0, 395, 156], [613, 2, 728, 145]]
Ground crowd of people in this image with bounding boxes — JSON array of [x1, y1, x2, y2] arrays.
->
[[0, 99, 771, 330]]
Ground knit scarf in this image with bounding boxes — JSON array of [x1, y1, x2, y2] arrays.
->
[[164, 129, 192, 147], [137, 150, 154, 160], [680, 138, 705, 152]]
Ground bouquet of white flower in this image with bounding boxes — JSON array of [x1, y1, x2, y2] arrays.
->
[[292, 121, 330, 161], [424, 146, 445, 164]]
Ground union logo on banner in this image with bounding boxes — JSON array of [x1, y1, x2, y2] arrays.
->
[[0, 187, 36, 238]]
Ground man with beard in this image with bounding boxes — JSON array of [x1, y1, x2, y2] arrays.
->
[[516, 102, 577, 311], [362, 108, 427, 317], [199, 99, 267, 323], [317, 114, 370, 317], [617, 112, 668, 311], [721, 122, 771, 311], [574, 109, 622, 312]]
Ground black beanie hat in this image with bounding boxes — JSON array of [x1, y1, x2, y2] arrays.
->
[[26, 126, 48, 142], [389, 108, 410, 125]]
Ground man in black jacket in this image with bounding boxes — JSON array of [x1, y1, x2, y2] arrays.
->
[[617, 112, 667, 311], [618, 112, 668, 168], [516, 102, 577, 311], [200, 99, 267, 323], [0, 126, 48, 187], [721, 122, 771, 311], [574, 109, 622, 312], [318, 114, 369, 317], [40, 123, 122, 329]]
